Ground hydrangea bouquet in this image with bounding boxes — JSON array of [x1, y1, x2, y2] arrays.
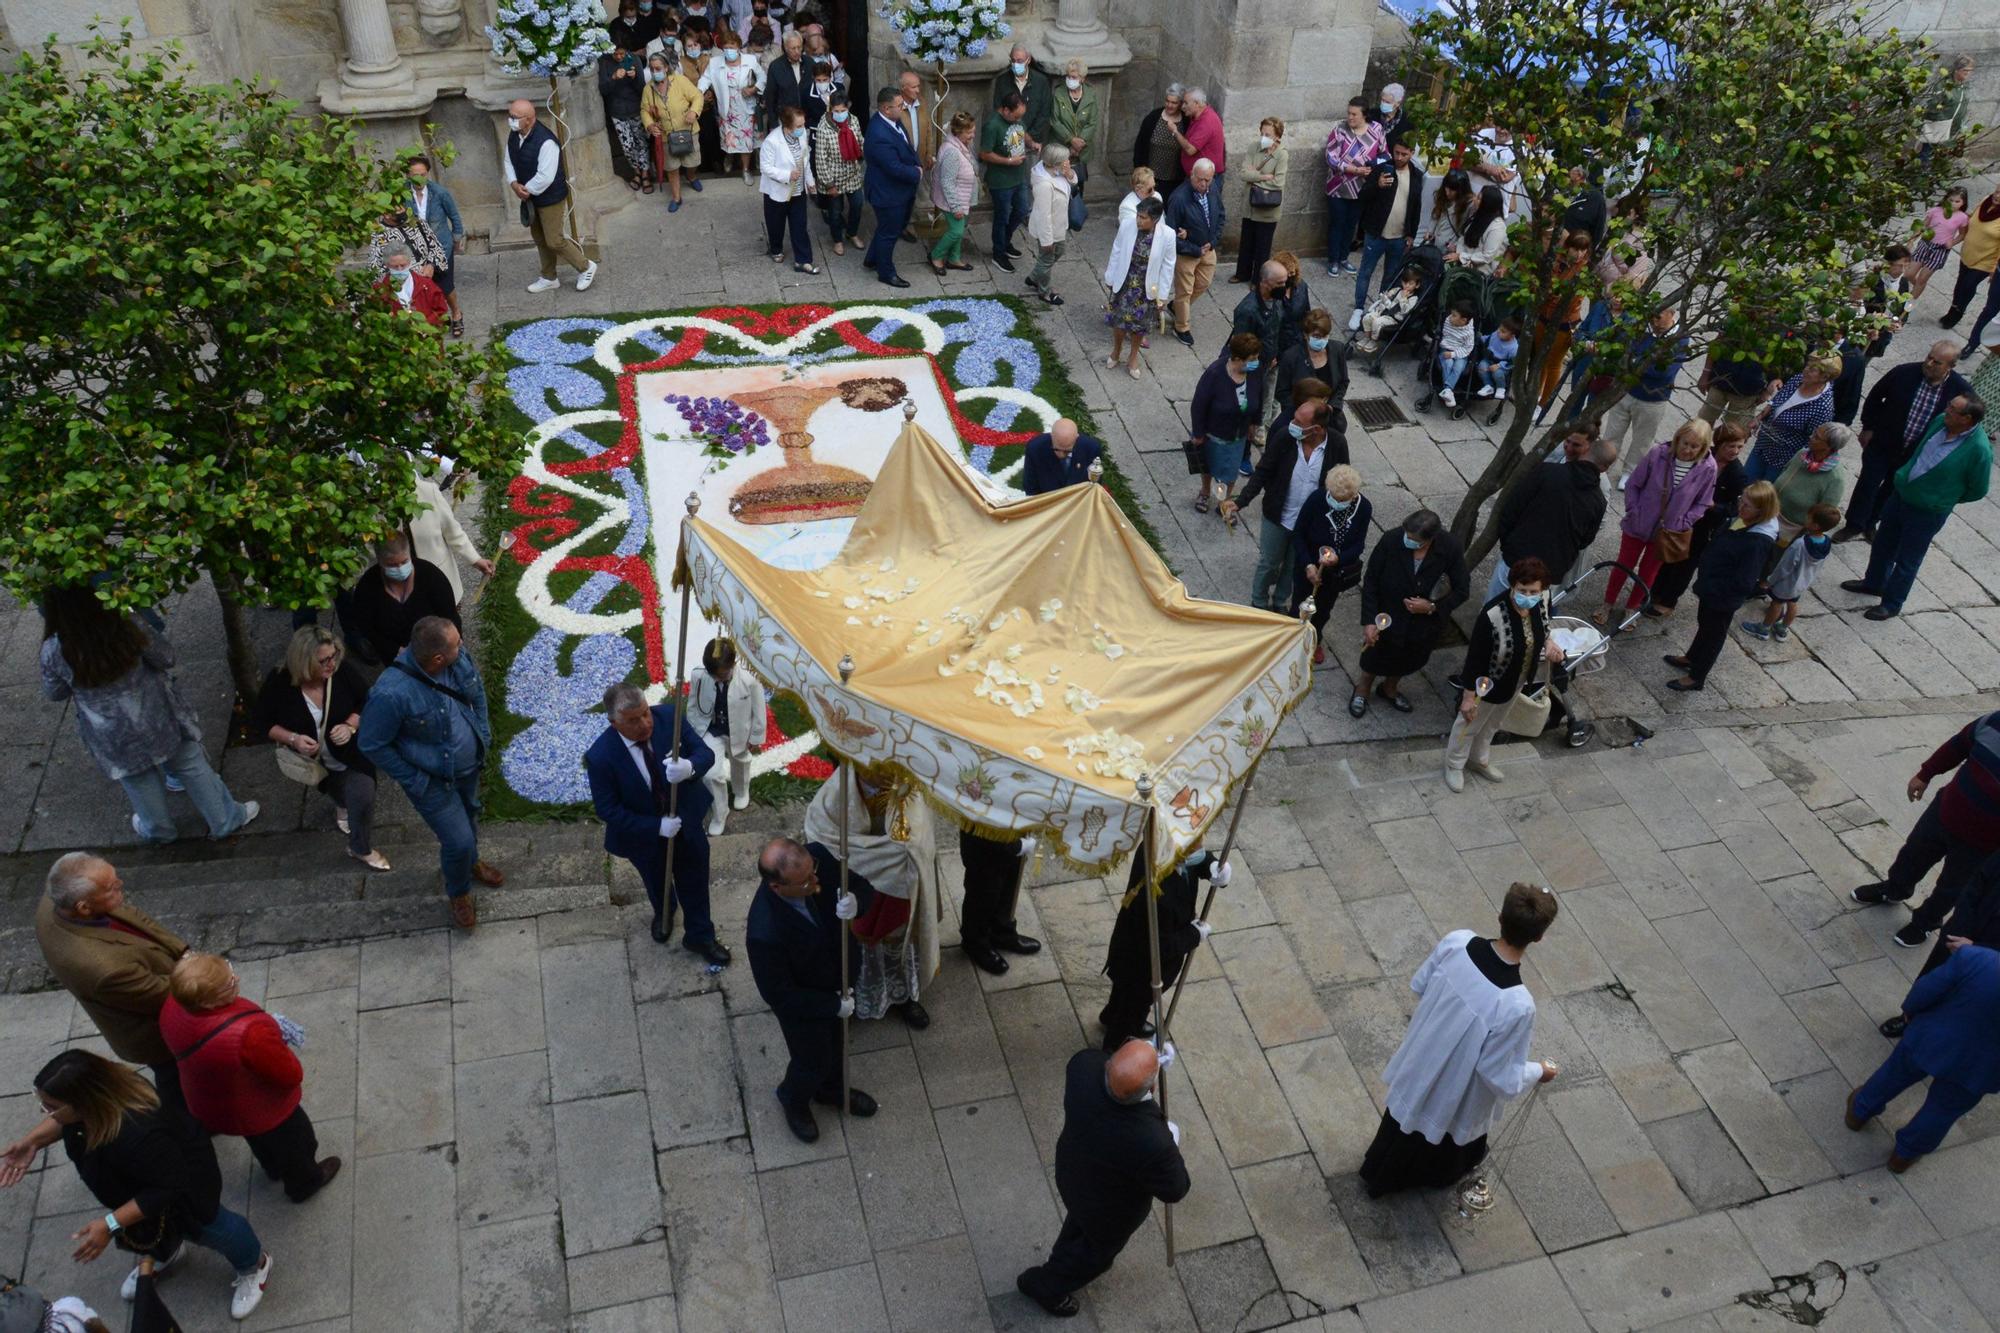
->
[[485, 1, 615, 78], [880, 0, 1010, 64], [664, 393, 772, 460]]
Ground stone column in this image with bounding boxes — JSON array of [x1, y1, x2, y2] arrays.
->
[[337, 0, 415, 94], [1053, 0, 1105, 39], [417, 0, 465, 41], [1039, 0, 1131, 70]]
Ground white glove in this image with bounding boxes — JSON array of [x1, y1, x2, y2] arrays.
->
[[1210, 859, 1233, 888], [1156, 1039, 1176, 1069], [836, 992, 855, 1018], [1193, 920, 1213, 944], [1018, 835, 1037, 859], [1167, 1120, 1181, 1146], [834, 891, 859, 921], [658, 815, 682, 838], [663, 757, 696, 784]]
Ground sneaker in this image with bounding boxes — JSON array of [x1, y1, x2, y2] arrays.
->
[[1439, 387, 1457, 407], [232, 800, 262, 835], [1740, 620, 1771, 639], [526, 276, 560, 293], [993, 254, 1016, 273], [1348, 309, 1364, 332], [1893, 923, 1930, 948], [122, 1244, 183, 1300], [1851, 882, 1908, 905], [1467, 762, 1505, 784], [575, 261, 598, 292], [1772, 623, 1790, 642], [1174, 329, 1195, 348], [733, 789, 750, 811], [1616, 474, 1629, 491], [1476, 384, 1496, 398], [163, 771, 185, 792], [230, 1253, 271, 1320]]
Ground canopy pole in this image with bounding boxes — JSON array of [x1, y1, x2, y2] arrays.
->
[[836, 652, 856, 1119], [662, 494, 700, 919], [1135, 773, 1174, 1266], [1161, 750, 1265, 1039]]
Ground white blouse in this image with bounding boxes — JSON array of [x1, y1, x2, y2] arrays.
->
[[1381, 929, 1542, 1145]]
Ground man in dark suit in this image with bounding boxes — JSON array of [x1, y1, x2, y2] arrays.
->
[[762, 31, 809, 132], [1015, 1040, 1192, 1318], [1162, 160, 1223, 346], [1098, 850, 1225, 1050], [584, 682, 731, 964], [1020, 418, 1103, 496], [862, 85, 921, 288], [957, 831, 1044, 975], [1220, 399, 1343, 611], [1837, 340, 1968, 542], [745, 836, 879, 1142], [1847, 940, 2000, 1171]]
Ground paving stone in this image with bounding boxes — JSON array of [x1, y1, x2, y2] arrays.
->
[[733, 1009, 849, 1171], [988, 981, 1088, 1165], [1655, 910, 1831, 1083], [1773, 1067, 1899, 1176], [1781, 982, 1888, 1085], [639, 989, 743, 1148], [1175, 1236, 1292, 1333], [352, 1147, 459, 1332], [778, 1261, 893, 1333], [1731, 1168, 1939, 1274], [0, 990, 75, 1076], [1568, 803, 1706, 920], [276, 983, 359, 1124], [847, 1045, 964, 1251], [934, 1096, 1061, 1297], [1757, 797, 1875, 892], [1255, 867, 1383, 987], [658, 1141, 784, 1333], [760, 1157, 873, 1280], [462, 1214, 569, 1331], [554, 1092, 663, 1257], [1348, 892, 1443, 981], [454, 1050, 557, 1227], [1326, 1165, 1464, 1296], [1212, 924, 1333, 1047], [572, 1297, 680, 1333], [1232, 1156, 1378, 1309], [876, 1235, 997, 1333], [267, 943, 359, 998], [1594, 748, 1716, 851], [1497, 1125, 1621, 1253], [1078, 1211, 1204, 1333], [1229, 804, 1318, 873], [1357, 1256, 1593, 1333], [1643, 1107, 1766, 1212], [1266, 1034, 1382, 1179], [1879, 1134, 2000, 1240], [1171, 979, 1307, 1167], [910, 950, 1014, 1109], [1553, 1212, 1771, 1331], [1669, 842, 1836, 997], [1321, 977, 1417, 1106], [238, 1116, 355, 1332], [565, 1240, 673, 1315], [1286, 790, 1412, 902], [1563, 885, 1734, 1054], [355, 999, 454, 1156], [540, 938, 645, 1102], [355, 931, 451, 1010], [451, 918, 547, 1062], [1561, 985, 1705, 1123], [1838, 610, 1975, 697], [1933, 1224, 2000, 1324], [1152, 1058, 1259, 1252], [1759, 872, 1886, 971], [1857, 1245, 1998, 1333], [1679, 1042, 1834, 1194], [1546, 1080, 1696, 1232]]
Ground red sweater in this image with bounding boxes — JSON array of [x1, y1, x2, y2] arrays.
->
[[1918, 711, 2000, 852], [158, 997, 303, 1137]]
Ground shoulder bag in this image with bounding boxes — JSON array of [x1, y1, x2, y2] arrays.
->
[[273, 691, 331, 787], [1248, 181, 1283, 210], [667, 128, 696, 157], [1496, 606, 1552, 737]]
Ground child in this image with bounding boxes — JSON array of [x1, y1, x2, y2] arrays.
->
[[1476, 316, 1522, 398], [1357, 268, 1423, 352], [1743, 502, 1838, 643], [1437, 301, 1477, 407], [687, 636, 767, 834], [1102, 195, 1174, 378]]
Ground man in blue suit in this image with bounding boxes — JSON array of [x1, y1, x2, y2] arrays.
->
[[1847, 941, 2000, 1171], [1020, 418, 1103, 497], [862, 85, 921, 288], [585, 682, 731, 964]]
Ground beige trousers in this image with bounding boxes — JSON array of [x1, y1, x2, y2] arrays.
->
[[1444, 701, 1511, 774], [529, 195, 591, 279], [1172, 250, 1216, 333]]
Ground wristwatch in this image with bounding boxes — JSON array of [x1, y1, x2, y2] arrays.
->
[[103, 1212, 122, 1235]]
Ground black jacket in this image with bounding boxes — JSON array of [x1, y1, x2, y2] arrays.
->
[[1560, 186, 1608, 251], [1692, 523, 1776, 608], [597, 54, 645, 120], [763, 56, 809, 131], [63, 1104, 223, 1233], [1942, 851, 2000, 949], [1498, 460, 1607, 573], [346, 559, 461, 664], [1451, 595, 1551, 704], [1859, 361, 1972, 459], [1052, 1048, 1191, 1229], [744, 842, 871, 1026], [1105, 852, 1212, 987], [1290, 492, 1372, 600], [1021, 433, 1104, 496], [1832, 341, 1869, 426], [1358, 531, 1471, 651], [1234, 431, 1347, 527], [1358, 158, 1423, 241], [1697, 457, 1748, 534], [249, 661, 376, 777]]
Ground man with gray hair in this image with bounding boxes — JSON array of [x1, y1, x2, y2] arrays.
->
[[1163, 158, 1224, 346], [35, 852, 188, 1102], [583, 681, 729, 963], [374, 240, 447, 327], [1168, 86, 1225, 178], [358, 616, 502, 929]]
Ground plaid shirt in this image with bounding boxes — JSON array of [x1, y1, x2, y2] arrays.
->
[[1904, 377, 1947, 454], [1323, 122, 1384, 201]]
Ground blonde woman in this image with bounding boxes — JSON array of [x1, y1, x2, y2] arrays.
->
[[1600, 419, 1716, 618], [250, 626, 389, 870], [1666, 480, 1780, 692], [1118, 164, 1158, 226], [1233, 117, 1288, 283], [1051, 58, 1099, 231]]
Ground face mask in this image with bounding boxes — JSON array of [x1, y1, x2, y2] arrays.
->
[[388, 267, 411, 283], [1402, 533, 1422, 550], [1326, 495, 1352, 511], [724, 48, 740, 62], [639, 1, 653, 10], [685, 46, 702, 58], [1011, 61, 1026, 76], [1307, 335, 1329, 351], [506, 116, 522, 132], [1380, 101, 1394, 115], [1511, 590, 1541, 610], [687, 4, 705, 12], [1066, 77, 1081, 91], [1258, 134, 1273, 150], [384, 560, 414, 582], [649, 69, 665, 81], [791, 127, 807, 140], [1288, 421, 1306, 441], [831, 109, 849, 123], [1243, 358, 1260, 372]]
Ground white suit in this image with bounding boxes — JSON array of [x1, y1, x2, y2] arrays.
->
[[687, 666, 767, 831]]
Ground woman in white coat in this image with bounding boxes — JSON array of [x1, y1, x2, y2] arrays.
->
[[406, 474, 492, 604], [686, 638, 767, 834], [1101, 194, 1174, 377], [758, 104, 818, 273], [1024, 143, 1075, 306], [1359, 882, 1561, 1198]]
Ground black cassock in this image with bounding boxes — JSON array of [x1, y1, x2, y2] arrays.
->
[[1098, 851, 1213, 1050], [958, 829, 1026, 952]]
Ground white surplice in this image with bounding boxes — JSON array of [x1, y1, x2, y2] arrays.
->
[[1380, 929, 1542, 1146]]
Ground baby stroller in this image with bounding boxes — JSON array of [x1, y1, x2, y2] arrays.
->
[[1531, 558, 1654, 748], [1354, 242, 1445, 378], [1413, 266, 1508, 422]]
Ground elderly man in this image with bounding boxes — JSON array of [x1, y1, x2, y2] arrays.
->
[[763, 31, 809, 131], [1015, 1040, 1191, 1318], [346, 532, 459, 665], [1838, 341, 1970, 542], [1021, 418, 1104, 496], [894, 68, 936, 243], [1489, 435, 1616, 599], [35, 853, 188, 1103], [374, 240, 448, 332], [1164, 159, 1223, 347], [358, 616, 501, 930], [991, 44, 1051, 151], [1223, 400, 1340, 611], [1230, 260, 1289, 417], [1841, 393, 1992, 620], [1169, 86, 1225, 178], [745, 837, 877, 1143], [503, 98, 599, 295], [585, 682, 730, 963], [803, 763, 938, 1028]]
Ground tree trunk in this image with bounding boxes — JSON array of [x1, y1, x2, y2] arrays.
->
[[1448, 377, 1629, 568], [210, 570, 263, 707]]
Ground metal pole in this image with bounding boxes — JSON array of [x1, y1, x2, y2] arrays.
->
[[837, 652, 856, 1119], [1160, 750, 1266, 1038], [662, 494, 700, 917], [1135, 773, 1173, 1265]]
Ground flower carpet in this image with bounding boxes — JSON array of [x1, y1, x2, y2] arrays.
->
[[479, 297, 1150, 817]]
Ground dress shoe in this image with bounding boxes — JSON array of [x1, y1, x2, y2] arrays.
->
[[879, 275, 912, 288], [966, 942, 1010, 975], [1831, 526, 1864, 544], [1940, 306, 1964, 328], [1838, 579, 1881, 595], [1887, 1150, 1916, 1173], [781, 1098, 820, 1143], [449, 894, 478, 929], [814, 1087, 878, 1116], [895, 999, 931, 1029], [686, 937, 733, 966], [472, 860, 505, 887], [1665, 677, 1703, 692], [1879, 1013, 1909, 1039], [288, 1156, 343, 1203], [1662, 653, 1692, 669], [900, 228, 918, 242], [1863, 605, 1898, 621], [996, 933, 1042, 956], [651, 911, 676, 944], [1016, 1272, 1080, 1319], [1844, 1088, 1868, 1132]]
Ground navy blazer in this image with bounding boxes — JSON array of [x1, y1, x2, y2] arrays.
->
[[1163, 179, 1225, 257], [584, 706, 714, 865], [745, 842, 873, 1025], [1901, 943, 2000, 1095], [863, 112, 921, 207], [1021, 433, 1103, 496], [1859, 361, 1972, 459]]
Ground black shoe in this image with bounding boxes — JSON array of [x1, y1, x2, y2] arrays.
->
[[1940, 306, 1964, 329], [879, 275, 912, 288], [900, 228, 918, 242], [1375, 683, 1412, 714], [862, 257, 877, 270], [1016, 1272, 1080, 1319], [1849, 882, 1906, 905], [650, 912, 676, 944], [781, 1098, 820, 1142], [1879, 1014, 1909, 1039], [1893, 922, 1930, 948], [1348, 693, 1368, 718], [1839, 579, 1881, 595], [287, 1156, 342, 1203], [1666, 677, 1703, 692], [1831, 526, 1864, 544], [896, 999, 931, 1029], [992, 255, 1017, 273], [965, 943, 1010, 975], [1004, 245, 1023, 258], [1864, 606, 1898, 621], [685, 937, 732, 966], [814, 1087, 878, 1116], [1662, 654, 1692, 669], [996, 933, 1042, 956], [1173, 329, 1195, 347]]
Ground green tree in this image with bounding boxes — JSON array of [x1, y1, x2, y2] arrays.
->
[[1401, 0, 1969, 561], [0, 27, 516, 697]]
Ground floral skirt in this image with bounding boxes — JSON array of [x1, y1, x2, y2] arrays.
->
[[611, 118, 650, 178], [1106, 252, 1156, 333]]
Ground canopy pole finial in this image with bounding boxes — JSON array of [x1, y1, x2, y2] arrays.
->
[[901, 398, 919, 421], [1086, 458, 1105, 484], [685, 492, 701, 517], [838, 653, 856, 685], [1300, 596, 1317, 624]]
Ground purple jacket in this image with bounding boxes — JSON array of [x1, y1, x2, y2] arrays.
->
[[1619, 441, 1717, 540]]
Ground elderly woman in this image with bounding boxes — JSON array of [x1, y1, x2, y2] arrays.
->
[[1290, 464, 1371, 665], [642, 49, 704, 210], [809, 88, 864, 257], [1446, 558, 1567, 791], [252, 625, 387, 871], [1025, 143, 1076, 306], [1324, 98, 1384, 278], [1051, 58, 1099, 232], [1103, 194, 1174, 376], [40, 587, 259, 844], [758, 104, 816, 272], [701, 29, 764, 185], [1131, 83, 1188, 200], [1190, 331, 1263, 513], [0, 1050, 273, 1319], [928, 111, 978, 274], [1771, 422, 1852, 541], [1353, 509, 1471, 717], [1666, 480, 1781, 692], [160, 954, 340, 1203], [1598, 420, 1718, 618], [1747, 353, 1841, 482], [1232, 117, 1290, 285]]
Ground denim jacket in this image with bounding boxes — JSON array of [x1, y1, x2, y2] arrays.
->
[[357, 648, 490, 794]]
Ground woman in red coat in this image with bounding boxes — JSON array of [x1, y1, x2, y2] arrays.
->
[[159, 954, 340, 1202]]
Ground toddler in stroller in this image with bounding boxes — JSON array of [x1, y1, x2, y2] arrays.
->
[[1355, 269, 1425, 354], [1353, 243, 1443, 374]]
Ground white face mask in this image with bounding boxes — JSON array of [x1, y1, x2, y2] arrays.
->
[[1011, 60, 1026, 76], [1065, 77, 1080, 91], [1258, 134, 1273, 150], [506, 116, 522, 132]]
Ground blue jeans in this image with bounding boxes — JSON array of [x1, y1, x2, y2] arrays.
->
[[1440, 354, 1469, 390], [1353, 235, 1406, 308], [120, 736, 255, 843], [409, 768, 483, 898], [1486, 557, 1512, 604], [194, 1204, 264, 1275], [1478, 362, 1511, 392], [1861, 495, 1950, 612], [864, 199, 910, 280], [1326, 196, 1362, 272], [1852, 1038, 1984, 1160], [990, 182, 1031, 256]]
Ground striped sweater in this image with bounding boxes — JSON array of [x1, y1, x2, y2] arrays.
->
[[1920, 712, 2000, 852]]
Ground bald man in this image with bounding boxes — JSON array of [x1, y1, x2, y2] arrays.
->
[[1016, 1040, 1190, 1317], [503, 99, 598, 294], [1020, 418, 1104, 496]]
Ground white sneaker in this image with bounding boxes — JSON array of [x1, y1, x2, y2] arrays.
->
[[706, 812, 727, 836], [1616, 473, 1629, 491], [122, 1244, 183, 1300], [1476, 384, 1495, 398], [575, 261, 598, 292], [1468, 762, 1506, 784], [231, 1253, 271, 1320], [1348, 309, 1364, 332], [235, 800, 261, 833], [526, 276, 561, 293], [1439, 387, 1457, 407], [1443, 765, 1465, 793], [732, 789, 750, 811]]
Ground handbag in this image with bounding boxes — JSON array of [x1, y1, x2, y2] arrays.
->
[[1500, 681, 1552, 737], [519, 198, 533, 228], [273, 695, 331, 787], [1651, 526, 1692, 563], [1249, 182, 1283, 210], [667, 128, 696, 156], [1180, 438, 1206, 476]]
